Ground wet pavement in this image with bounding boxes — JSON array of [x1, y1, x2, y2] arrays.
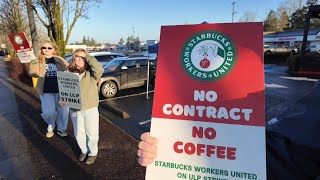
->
[[0, 57, 34, 180], [264, 64, 319, 120]]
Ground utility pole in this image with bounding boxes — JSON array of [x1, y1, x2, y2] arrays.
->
[[132, 26, 135, 38], [232, 2, 237, 23]]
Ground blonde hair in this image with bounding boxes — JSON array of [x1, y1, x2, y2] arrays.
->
[[68, 48, 89, 73], [37, 40, 59, 63]]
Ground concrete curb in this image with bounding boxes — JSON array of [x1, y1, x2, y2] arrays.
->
[[99, 102, 130, 119]]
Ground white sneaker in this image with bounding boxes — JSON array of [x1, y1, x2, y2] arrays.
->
[[46, 131, 54, 138], [57, 131, 67, 137]]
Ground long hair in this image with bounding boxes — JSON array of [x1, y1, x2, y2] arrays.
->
[[37, 40, 59, 63], [68, 48, 89, 73]]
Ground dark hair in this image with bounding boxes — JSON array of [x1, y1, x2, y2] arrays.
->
[[68, 48, 89, 73]]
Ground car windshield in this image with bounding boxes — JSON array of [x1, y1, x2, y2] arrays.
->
[[66, 56, 72, 63], [103, 59, 123, 72]]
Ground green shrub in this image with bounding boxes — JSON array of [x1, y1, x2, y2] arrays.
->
[[5, 57, 32, 87]]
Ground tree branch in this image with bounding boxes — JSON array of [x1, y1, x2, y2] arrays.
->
[[33, 9, 49, 29]]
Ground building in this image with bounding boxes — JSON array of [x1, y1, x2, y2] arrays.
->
[[264, 28, 320, 49], [65, 44, 87, 52]]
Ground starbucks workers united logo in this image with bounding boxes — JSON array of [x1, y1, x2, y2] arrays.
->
[[14, 35, 23, 45], [181, 31, 237, 81]]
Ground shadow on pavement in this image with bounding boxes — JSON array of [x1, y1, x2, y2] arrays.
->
[[2, 77, 146, 179], [0, 77, 94, 179]]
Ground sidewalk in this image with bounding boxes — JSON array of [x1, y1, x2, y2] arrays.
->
[[0, 57, 34, 180]]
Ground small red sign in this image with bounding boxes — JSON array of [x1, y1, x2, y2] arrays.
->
[[8, 32, 31, 52]]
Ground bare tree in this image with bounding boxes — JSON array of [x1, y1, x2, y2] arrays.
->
[[0, 0, 27, 33], [0, 0, 28, 55], [26, 0, 40, 56], [32, 0, 101, 57], [238, 11, 257, 22], [282, 0, 303, 15]]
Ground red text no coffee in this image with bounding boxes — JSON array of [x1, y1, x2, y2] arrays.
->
[[173, 126, 237, 160]]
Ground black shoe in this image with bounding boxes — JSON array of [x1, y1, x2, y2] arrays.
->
[[85, 156, 96, 165], [57, 131, 67, 137], [79, 153, 87, 162]]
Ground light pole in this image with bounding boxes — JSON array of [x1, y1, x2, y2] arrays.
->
[[232, 2, 237, 23]]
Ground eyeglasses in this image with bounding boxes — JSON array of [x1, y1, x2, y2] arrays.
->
[[41, 47, 53, 50], [75, 55, 86, 61]]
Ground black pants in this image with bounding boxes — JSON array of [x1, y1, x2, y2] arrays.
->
[[266, 81, 320, 180]]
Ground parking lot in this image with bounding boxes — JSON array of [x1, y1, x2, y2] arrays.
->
[[98, 64, 319, 139]]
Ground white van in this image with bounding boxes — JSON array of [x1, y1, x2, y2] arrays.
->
[[309, 44, 320, 53]]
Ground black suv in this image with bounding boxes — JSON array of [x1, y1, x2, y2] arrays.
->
[[98, 56, 157, 98]]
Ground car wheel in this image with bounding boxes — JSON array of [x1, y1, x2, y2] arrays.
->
[[101, 81, 118, 98], [265, 50, 271, 54]]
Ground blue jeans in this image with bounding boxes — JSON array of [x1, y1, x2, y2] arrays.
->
[[70, 107, 99, 156], [40, 93, 69, 132]]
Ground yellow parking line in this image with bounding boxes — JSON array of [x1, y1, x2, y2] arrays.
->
[[99, 114, 139, 143]]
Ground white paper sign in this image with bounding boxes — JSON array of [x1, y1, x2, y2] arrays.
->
[[57, 71, 82, 110], [17, 50, 37, 63]]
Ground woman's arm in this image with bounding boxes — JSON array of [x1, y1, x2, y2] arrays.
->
[[87, 55, 103, 80], [25, 60, 40, 77]]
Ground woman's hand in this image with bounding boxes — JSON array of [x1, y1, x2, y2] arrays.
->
[[58, 101, 65, 107], [137, 132, 158, 166]]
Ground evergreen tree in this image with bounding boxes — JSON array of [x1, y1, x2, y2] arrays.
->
[[306, 0, 318, 6], [286, 7, 308, 30], [279, 10, 289, 30], [118, 38, 124, 45], [306, 0, 320, 28], [91, 37, 96, 46], [82, 35, 86, 44], [264, 10, 279, 31]]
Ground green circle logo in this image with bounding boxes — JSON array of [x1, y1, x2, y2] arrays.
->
[[14, 35, 23, 45], [181, 31, 237, 81]]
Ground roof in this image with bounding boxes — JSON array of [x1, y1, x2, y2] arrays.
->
[[264, 28, 320, 38], [112, 56, 157, 61], [89, 51, 124, 56]]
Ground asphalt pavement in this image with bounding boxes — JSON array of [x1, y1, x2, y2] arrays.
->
[[99, 89, 154, 139], [0, 57, 34, 179]]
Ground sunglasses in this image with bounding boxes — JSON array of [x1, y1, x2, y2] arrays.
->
[[41, 47, 53, 50], [75, 55, 87, 61]]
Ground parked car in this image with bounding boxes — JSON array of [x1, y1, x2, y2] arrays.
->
[[264, 44, 298, 54], [66, 51, 125, 67], [98, 56, 157, 98], [65, 53, 72, 59], [309, 44, 320, 53], [90, 52, 125, 66]]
